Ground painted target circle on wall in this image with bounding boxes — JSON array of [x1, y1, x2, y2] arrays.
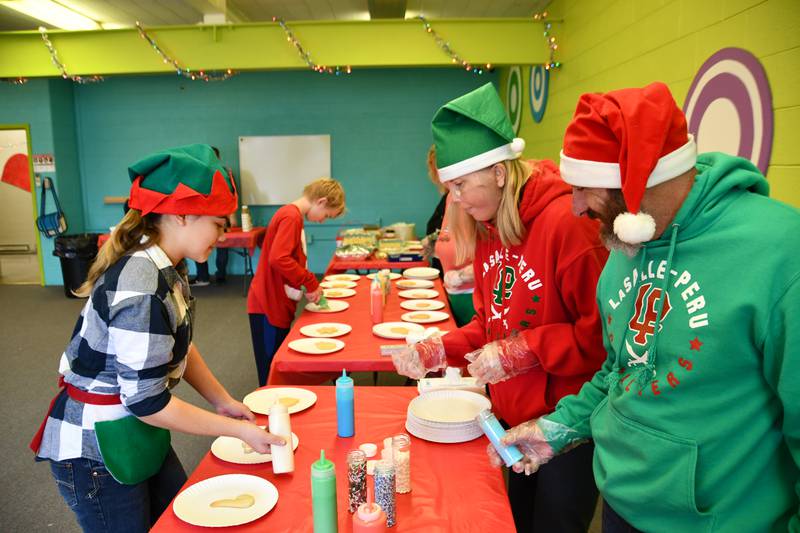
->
[[683, 47, 773, 174], [528, 65, 549, 123], [506, 66, 523, 135]]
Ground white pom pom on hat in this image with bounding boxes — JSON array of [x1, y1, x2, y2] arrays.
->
[[613, 212, 657, 244], [511, 137, 526, 156]]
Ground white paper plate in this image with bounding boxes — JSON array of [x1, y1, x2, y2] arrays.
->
[[322, 288, 356, 298], [400, 299, 446, 311], [211, 432, 299, 465], [243, 387, 318, 415], [405, 419, 483, 444], [319, 280, 357, 289], [366, 272, 401, 280], [396, 278, 435, 290], [401, 310, 450, 324], [288, 337, 345, 355], [173, 474, 278, 527], [324, 274, 361, 282], [408, 390, 491, 424], [372, 321, 425, 340], [398, 288, 439, 300], [305, 300, 350, 313], [403, 267, 440, 280], [299, 322, 352, 338]]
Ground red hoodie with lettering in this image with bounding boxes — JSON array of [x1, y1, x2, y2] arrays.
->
[[247, 204, 319, 328], [441, 160, 608, 426]]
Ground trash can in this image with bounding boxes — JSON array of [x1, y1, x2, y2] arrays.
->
[[53, 233, 100, 298]]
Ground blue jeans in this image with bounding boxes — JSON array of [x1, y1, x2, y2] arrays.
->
[[49, 447, 187, 532], [249, 313, 290, 386]]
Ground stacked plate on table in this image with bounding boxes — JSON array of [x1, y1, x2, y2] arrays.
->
[[405, 390, 491, 444]]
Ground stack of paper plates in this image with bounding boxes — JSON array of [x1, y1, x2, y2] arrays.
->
[[405, 390, 491, 443]]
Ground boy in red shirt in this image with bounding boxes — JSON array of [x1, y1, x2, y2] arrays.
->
[[247, 178, 346, 385]]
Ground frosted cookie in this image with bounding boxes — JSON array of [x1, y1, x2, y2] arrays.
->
[[278, 397, 300, 408], [390, 326, 410, 335], [412, 313, 430, 320], [316, 326, 339, 335], [315, 341, 337, 350], [210, 494, 255, 509]]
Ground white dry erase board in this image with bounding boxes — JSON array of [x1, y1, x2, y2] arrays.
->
[[239, 135, 331, 205]]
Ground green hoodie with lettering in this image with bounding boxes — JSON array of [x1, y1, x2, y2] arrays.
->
[[546, 153, 800, 532]]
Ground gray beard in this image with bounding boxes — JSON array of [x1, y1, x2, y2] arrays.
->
[[600, 226, 643, 258]]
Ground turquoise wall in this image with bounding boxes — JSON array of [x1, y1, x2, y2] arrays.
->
[[0, 78, 86, 285], [73, 68, 494, 274], [2, 68, 494, 281]]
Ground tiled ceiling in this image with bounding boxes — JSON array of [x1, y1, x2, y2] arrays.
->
[[0, 0, 550, 31]]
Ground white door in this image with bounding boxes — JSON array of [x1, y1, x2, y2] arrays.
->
[[0, 127, 41, 284]]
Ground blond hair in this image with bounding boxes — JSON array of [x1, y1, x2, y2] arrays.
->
[[451, 158, 534, 265], [427, 145, 447, 194], [303, 177, 346, 216], [73, 209, 162, 297]]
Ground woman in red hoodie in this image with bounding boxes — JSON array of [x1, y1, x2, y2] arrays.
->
[[392, 83, 608, 532]]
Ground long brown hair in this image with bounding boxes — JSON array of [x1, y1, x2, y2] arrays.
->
[[73, 209, 163, 297], [450, 158, 534, 265]]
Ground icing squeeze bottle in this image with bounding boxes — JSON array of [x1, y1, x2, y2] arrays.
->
[[353, 491, 388, 532], [336, 369, 355, 437], [370, 278, 384, 324], [311, 450, 338, 532], [268, 401, 294, 473]]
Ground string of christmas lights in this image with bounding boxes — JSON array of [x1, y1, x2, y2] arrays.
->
[[39, 27, 103, 83], [533, 11, 561, 70], [0, 77, 28, 85], [135, 22, 235, 82], [272, 17, 351, 75], [416, 15, 491, 75]]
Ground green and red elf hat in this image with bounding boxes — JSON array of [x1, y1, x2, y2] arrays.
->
[[127, 144, 237, 216]]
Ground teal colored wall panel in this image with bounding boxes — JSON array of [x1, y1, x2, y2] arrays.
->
[[0, 79, 61, 284], [72, 68, 493, 273], [49, 79, 86, 233]]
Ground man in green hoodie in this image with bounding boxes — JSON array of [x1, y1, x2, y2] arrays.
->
[[488, 82, 800, 532]]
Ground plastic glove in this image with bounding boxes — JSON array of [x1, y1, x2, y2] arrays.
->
[[305, 287, 322, 304], [443, 270, 463, 290], [391, 336, 446, 379], [465, 335, 538, 386], [486, 417, 584, 475]]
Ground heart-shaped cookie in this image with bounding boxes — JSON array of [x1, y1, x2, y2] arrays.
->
[[210, 494, 255, 509]]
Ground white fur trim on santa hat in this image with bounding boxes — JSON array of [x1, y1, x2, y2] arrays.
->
[[560, 135, 697, 188], [613, 212, 656, 244], [438, 138, 526, 183]]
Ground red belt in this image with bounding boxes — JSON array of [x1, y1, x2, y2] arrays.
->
[[30, 376, 122, 454]]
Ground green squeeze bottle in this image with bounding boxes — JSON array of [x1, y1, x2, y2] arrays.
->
[[311, 449, 338, 533]]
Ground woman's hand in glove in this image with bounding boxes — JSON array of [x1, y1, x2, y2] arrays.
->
[[465, 335, 538, 386], [391, 336, 446, 379]]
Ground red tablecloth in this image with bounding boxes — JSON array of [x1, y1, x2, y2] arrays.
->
[[217, 227, 266, 255], [325, 256, 429, 275], [268, 277, 457, 385], [97, 233, 110, 247], [151, 386, 514, 532]]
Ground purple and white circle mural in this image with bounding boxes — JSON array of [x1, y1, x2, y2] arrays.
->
[[683, 47, 773, 174]]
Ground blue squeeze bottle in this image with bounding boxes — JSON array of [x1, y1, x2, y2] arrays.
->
[[336, 369, 355, 437], [476, 409, 524, 467]]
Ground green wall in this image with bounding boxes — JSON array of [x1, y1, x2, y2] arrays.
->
[[4, 68, 495, 281], [505, 0, 799, 207]]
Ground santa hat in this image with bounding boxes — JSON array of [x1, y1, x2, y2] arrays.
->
[[128, 144, 237, 216], [559, 82, 696, 244], [431, 83, 526, 183]]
